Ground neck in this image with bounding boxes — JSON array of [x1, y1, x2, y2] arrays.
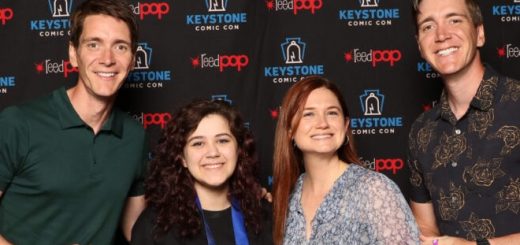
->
[[302, 154, 347, 193], [195, 184, 231, 211], [67, 85, 115, 134], [442, 55, 485, 120]]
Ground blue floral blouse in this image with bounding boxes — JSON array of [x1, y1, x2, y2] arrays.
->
[[283, 164, 420, 245]]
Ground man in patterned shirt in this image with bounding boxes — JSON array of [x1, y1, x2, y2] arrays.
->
[[408, 0, 520, 245]]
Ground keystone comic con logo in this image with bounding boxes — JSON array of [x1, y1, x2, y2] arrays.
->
[[185, 0, 247, 32], [263, 37, 324, 84], [491, 1, 520, 23], [191, 53, 250, 72], [0, 76, 15, 95], [125, 43, 172, 89], [350, 89, 403, 135], [265, 0, 323, 15], [130, 2, 171, 20], [344, 48, 402, 67], [338, 0, 400, 27], [0, 7, 13, 25], [417, 61, 441, 79], [29, 0, 73, 37]]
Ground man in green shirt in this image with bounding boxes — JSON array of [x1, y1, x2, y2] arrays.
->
[[0, 0, 146, 243]]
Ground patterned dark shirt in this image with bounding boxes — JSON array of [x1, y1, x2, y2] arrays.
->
[[407, 66, 520, 240], [284, 164, 419, 245]]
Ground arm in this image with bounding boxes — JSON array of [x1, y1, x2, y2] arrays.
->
[[412, 202, 520, 245], [410, 201, 440, 236], [421, 233, 520, 245], [366, 175, 420, 244], [121, 195, 146, 242]]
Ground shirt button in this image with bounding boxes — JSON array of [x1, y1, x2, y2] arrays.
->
[[452, 162, 458, 167], [455, 129, 461, 135], [455, 230, 460, 235]]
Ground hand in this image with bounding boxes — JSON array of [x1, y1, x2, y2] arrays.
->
[[261, 187, 272, 203], [420, 235, 474, 245]]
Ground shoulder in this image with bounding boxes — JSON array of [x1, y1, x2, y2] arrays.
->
[[348, 165, 400, 194]]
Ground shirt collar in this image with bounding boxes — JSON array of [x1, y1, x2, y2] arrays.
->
[[437, 65, 499, 123], [53, 87, 124, 137]]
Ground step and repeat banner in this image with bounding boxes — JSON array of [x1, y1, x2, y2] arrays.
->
[[1, 0, 519, 196]]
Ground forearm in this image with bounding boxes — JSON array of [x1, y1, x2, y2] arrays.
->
[[488, 233, 520, 245]]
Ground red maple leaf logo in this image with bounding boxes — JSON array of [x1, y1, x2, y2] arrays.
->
[[190, 56, 200, 68], [269, 108, 279, 119], [266, 0, 274, 10], [344, 51, 353, 62], [497, 46, 506, 57], [35, 62, 44, 73]]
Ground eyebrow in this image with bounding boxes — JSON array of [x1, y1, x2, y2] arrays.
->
[[417, 12, 468, 27], [187, 133, 233, 143], [81, 37, 131, 46]]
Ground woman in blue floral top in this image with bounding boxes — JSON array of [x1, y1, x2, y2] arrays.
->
[[272, 76, 420, 245]]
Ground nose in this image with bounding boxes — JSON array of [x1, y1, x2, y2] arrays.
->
[[100, 48, 115, 66], [205, 142, 221, 158], [315, 113, 330, 129], [434, 23, 450, 42]]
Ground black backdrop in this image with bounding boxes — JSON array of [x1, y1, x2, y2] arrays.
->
[[1, 0, 519, 198]]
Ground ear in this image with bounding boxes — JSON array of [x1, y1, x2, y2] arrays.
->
[[344, 117, 350, 131], [129, 54, 136, 71], [181, 156, 188, 168], [68, 42, 78, 67], [476, 24, 485, 48]]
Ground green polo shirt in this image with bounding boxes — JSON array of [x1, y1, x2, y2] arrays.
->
[[0, 87, 147, 244]]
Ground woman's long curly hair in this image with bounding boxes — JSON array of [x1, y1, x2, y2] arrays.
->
[[145, 99, 264, 238]]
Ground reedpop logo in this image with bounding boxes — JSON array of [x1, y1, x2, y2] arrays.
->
[[35, 59, 78, 78], [497, 44, 520, 59], [344, 48, 402, 67], [0, 7, 13, 25], [132, 112, 172, 129], [191, 53, 249, 72], [265, 0, 323, 15], [360, 157, 405, 174], [130, 2, 171, 20]]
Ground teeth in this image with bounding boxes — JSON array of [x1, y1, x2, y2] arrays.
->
[[437, 47, 458, 56], [97, 72, 115, 77], [203, 163, 222, 169], [312, 134, 332, 139]]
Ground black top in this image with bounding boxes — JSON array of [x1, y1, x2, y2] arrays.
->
[[408, 66, 520, 240], [131, 202, 273, 245]]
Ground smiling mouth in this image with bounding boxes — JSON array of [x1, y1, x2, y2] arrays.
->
[[96, 72, 116, 77], [436, 47, 458, 56], [202, 163, 224, 169], [311, 134, 333, 140]]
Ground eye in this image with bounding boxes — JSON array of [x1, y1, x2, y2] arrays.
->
[[302, 111, 314, 117], [86, 42, 99, 49], [217, 138, 231, 144], [327, 110, 340, 116], [421, 24, 434, 33], [449, 18, 463, 25], [114, 44, 129, 53], [190, 141, 203, 147]]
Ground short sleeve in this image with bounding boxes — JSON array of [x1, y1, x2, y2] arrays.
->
[[407, 118, 433, 203], [0, 107, 29, 191]]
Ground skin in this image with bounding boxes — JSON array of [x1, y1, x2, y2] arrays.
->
[[292, 87, 349, 240], [182, 114, 238, 211], [412, 0, 520, 244]]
